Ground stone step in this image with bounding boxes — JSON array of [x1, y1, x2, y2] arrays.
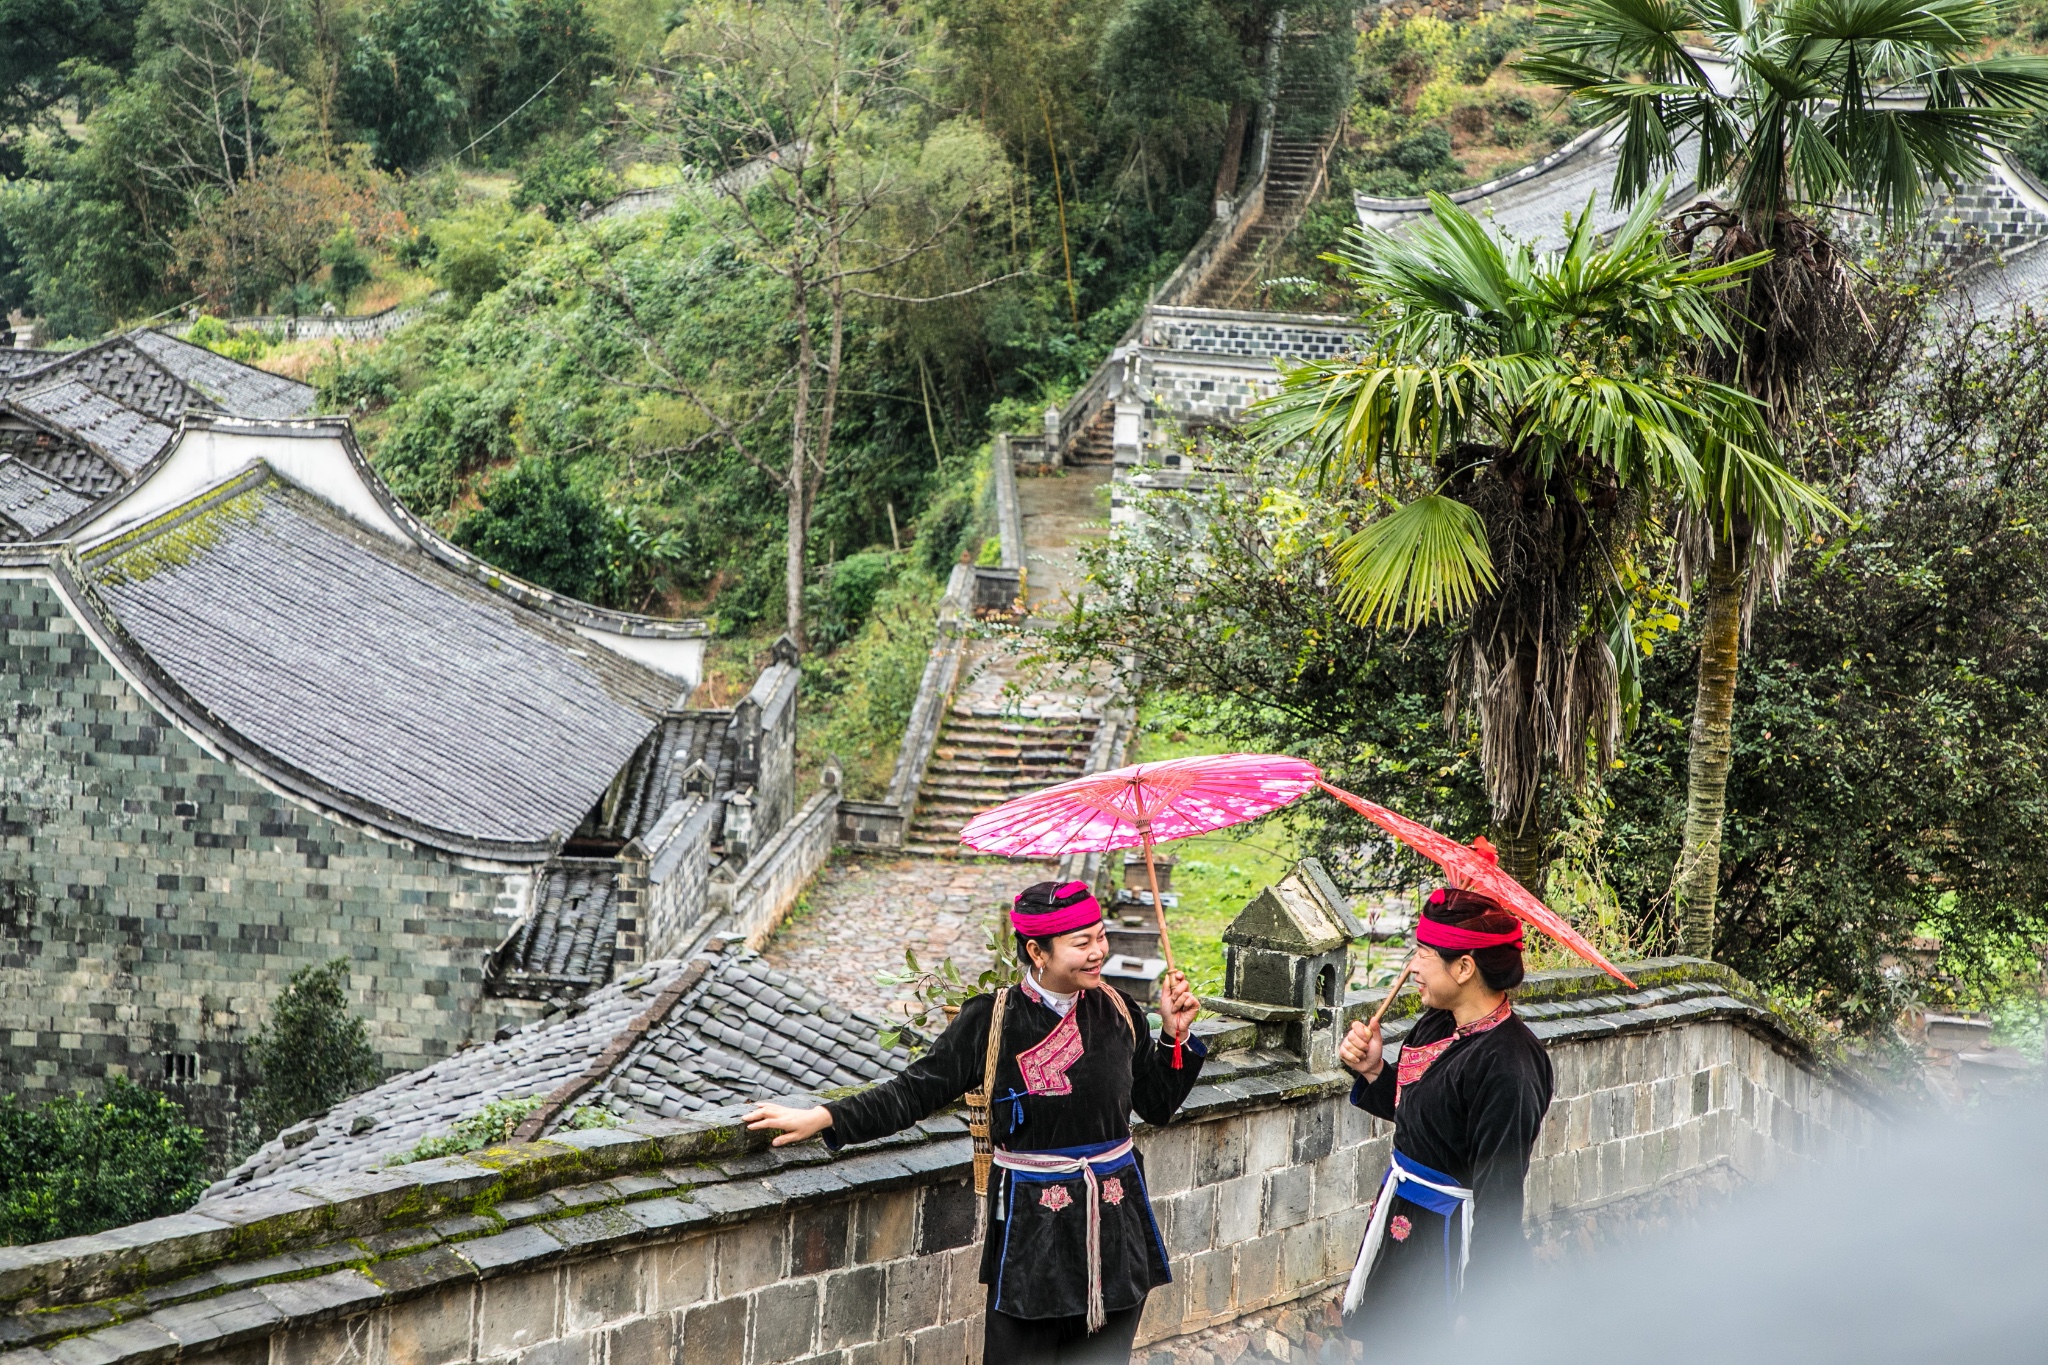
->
[[923, 767, 1087, 788], [941, 717, 1097, 737], [937, 749, 1105, 769]]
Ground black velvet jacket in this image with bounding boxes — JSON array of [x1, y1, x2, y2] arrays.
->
[[824, 985, 1207, 1319], [1348, 1005, 1553, 1306]]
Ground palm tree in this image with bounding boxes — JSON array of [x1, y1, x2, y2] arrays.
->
[[1257, 187, 1809, 891], [1521, 0, 2048, 951]]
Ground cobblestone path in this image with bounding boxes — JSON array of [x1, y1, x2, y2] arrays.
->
[[760, 855, 1055, 1021]]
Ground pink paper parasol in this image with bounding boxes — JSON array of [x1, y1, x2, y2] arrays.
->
[[960, 753, 1323, 1067]]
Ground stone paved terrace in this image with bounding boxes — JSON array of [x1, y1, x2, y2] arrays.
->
[[759, 858, 1035, 1022], [1018, 464, 1111, 614]]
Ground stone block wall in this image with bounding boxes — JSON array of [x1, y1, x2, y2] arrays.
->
[[1139, 309, 1359, 363], [0, 966, 1885, 1365], [1924, 168, 2048, 257], [730, 788, 841, 950], [632, 796, 717, 960], [0, 573, 527, 1142]]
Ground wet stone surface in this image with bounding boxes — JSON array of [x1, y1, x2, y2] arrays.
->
[[760, 856, 1053, 1021]]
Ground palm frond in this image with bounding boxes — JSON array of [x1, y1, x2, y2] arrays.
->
[[1331, 494, 1498, 630], [1255, 355, 1484, 484]]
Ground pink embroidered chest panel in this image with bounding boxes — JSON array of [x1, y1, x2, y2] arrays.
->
[[1016, 1006, 1085, 1095], [1394, 997, 1513, 1108]]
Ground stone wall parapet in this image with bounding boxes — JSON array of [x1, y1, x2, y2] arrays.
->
[[0, 959, 1886, 1365]]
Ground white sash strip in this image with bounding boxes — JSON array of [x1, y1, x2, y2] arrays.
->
[[1341, 1157, 1475, 1316]]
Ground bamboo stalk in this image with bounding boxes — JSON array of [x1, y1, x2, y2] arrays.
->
[[1136, 824, 1185, 1069]]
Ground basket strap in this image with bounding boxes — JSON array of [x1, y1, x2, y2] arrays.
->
[[1095, 983, 1137, 1044], [968, 987, 1010, 1197]]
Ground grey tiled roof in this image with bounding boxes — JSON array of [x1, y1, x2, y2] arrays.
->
[[0, 349, 52, 376], [83, 471, 684, 848], [486, 859, 622, 998], [1355, 126, 1701, 253], [8, 379, 176, 474], [125, 328, 316, 418], [9, 338, 215, 421], [0, 426, 122, 496], [600, 950, 906, 1120], [0, 458, 92, 539], [203, 945, 910, 1206], [4, 330, 313, 424], [585, 711, 734, 841]]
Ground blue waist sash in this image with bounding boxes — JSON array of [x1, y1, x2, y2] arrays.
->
[[1342, 1147, 1476, 1314], [996, 1137, 1136, 1181]]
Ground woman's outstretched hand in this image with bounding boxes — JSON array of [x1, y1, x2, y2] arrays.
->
[[1158, 969, 1200, 1043], [1338, 1018, 1385, 1082], [743, 1102, 834, 1148]]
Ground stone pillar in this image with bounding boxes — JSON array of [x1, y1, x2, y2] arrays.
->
[[1044, 402, 1063, 466]]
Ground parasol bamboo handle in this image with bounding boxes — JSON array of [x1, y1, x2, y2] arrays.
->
[[1367, 962, 1413, 1033], [1138, 831, 1186, 1069]]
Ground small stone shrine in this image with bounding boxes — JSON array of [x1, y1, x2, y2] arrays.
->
[[1222, 857, 1364, 1012]]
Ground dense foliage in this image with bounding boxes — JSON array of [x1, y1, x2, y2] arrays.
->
[[1049, 280, 2048, 1032], [0, 1079, 209, 1245]]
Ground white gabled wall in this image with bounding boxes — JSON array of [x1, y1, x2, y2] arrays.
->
[[78, 421, 411, 546]]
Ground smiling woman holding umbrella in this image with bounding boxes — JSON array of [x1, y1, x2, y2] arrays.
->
[[743, 879, 1205, 1364], [1336, 878, 1554, 1338]]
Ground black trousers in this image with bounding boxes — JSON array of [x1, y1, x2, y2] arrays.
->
[[982, 1288, 1146, 1364]]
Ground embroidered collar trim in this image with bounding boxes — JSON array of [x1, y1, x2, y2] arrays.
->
[[1393, 996, 1513, 1109]]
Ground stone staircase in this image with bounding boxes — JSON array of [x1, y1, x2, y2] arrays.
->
[[1193, 36, 1349, 309], [904, 709, 1101, 855], [1066, 408, 1114, 465]]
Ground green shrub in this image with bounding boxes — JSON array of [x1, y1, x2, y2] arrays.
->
[[0, 1079, 208, 1245], [426, 206, 555, 312], [241, 959, 382, 1148], [811, 550, 898, 646], [321, 227, 374, 304], [513, 134, 622, 223], [809, 569, 942, 796], [452, 457, 610, 602], [314, 349, 404, 413], [915, 480, 980, 575], [375, 380, 518, 509]]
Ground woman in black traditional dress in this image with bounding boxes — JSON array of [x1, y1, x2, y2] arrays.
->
[[743, 880, 1205, 1364], [1337, 887, 1554, 1333]]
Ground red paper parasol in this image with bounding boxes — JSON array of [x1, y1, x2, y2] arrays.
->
[[1314, 780, 1637, 989], [960, 753, 1323, 1066], [958, 755, 1636, 1066]]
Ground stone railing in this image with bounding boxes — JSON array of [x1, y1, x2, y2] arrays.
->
[[722, 785, 841, 950], [1138, 306, 1358, 361], [0, 959, 1883, 1365], [162, 294, 450, 343], [834, 563, 975, 851], [1050, 184, 1278, 460]]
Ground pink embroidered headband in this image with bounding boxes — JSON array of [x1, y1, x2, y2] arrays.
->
[[1011, 880, 1104, 937], [1416, 888, 1525, 950]]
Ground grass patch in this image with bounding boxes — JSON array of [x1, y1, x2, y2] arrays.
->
[[1119, 697, 1304, 997]]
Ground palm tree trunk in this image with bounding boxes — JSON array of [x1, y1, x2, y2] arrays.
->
[[1488, 819, 1544, 895], [1676, 543, 1744, 957]]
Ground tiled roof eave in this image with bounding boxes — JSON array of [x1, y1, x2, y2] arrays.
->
[[44, 545, 581, 865]]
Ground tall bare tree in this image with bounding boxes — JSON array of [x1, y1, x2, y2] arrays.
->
[[602, 0, 1016, 649]]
